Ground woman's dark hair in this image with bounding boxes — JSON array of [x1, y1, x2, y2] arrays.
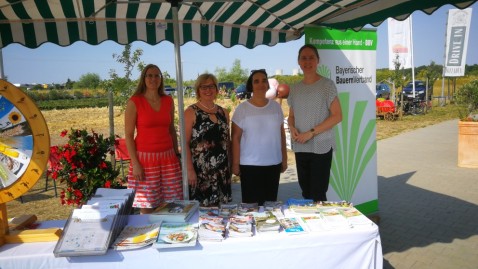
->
[[133, 64, 165, 96], [298, 44, 320, 61], [246, 69, 269, 93]]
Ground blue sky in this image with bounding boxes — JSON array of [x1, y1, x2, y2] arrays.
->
[[2, 3, 477, 85]]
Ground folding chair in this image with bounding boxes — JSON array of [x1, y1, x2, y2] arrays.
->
[[45, 147, 59, 197], [115, 138, 131, 181], [19, 147, 58, 203]]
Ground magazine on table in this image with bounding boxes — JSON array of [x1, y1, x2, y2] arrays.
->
[[198, 216, 226, 242], [263, 201, 283, 211], [299, 214, 328, 232], [150, 200, 199, 223], [219, 204, 238, 218], [253, 211, 281, 233], [318, 201, 353, 208], [237, 203, 259, 216], [319, 208, 352, 230], [286, 198, 314, 206], [154, 222, 199, 249], [278, 217, 307, 235], [53, 188, 135, 257], [338, 208, 373, 226], [53, 209, 117, 257], [199, 206, 220, 217], [227, 215, 253, 238], [112, 222, 162, 250]]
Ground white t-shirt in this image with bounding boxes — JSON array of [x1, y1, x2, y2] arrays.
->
[[232, 100, 284, 166]]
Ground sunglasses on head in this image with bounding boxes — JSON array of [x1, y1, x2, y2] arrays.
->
[[250, 69, 266, 74]]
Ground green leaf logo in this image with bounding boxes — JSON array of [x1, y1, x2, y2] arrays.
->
[[317, 64, 331, 79], [330, 92, 376, 201]]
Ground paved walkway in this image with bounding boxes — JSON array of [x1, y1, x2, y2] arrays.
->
[[231, 119, 478, 269]]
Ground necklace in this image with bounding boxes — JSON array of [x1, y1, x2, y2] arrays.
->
[[199, 102, 216, 110]]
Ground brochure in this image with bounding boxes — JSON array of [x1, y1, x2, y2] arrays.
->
[[154, 222, 199, 249], [112, 222, 162, 250]]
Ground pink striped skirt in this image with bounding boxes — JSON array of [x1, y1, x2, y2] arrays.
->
[[127, 149, 183, 208]]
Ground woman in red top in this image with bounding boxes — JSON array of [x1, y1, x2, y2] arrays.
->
[[124, 64, 183, 214]]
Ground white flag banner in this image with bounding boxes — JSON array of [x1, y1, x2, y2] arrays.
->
[[388, 17, 412, 70], [444, 8, 472, 77]]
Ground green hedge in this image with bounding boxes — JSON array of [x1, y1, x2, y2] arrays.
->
[[37, 98, 109, 110]]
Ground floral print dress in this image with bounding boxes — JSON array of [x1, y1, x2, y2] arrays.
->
[[189, 104, 232, 206]]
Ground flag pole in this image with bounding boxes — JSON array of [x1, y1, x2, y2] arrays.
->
[[410, 15, 416, 99], [440, 10, 448, 107]]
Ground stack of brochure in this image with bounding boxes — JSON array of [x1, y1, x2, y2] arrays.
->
[[227, 215, 253, 238], [218, 204, 238, 218], [237, 203, 259, 216], [149, 200, 199, 223], [198, 215, 226, 242], [253, 211, 281, 233], [53, 188, 135, 257]]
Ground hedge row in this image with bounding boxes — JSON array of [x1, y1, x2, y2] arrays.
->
[[37, 98, 110, 110], [25, 89, 108, 102]]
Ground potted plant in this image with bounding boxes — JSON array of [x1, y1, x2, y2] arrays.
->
[[49, 128, 124, 206], [455, 79, 478, 168]]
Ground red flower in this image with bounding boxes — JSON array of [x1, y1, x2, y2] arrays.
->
[[60, 130, 68, 137], [53, 128, 122, 207], [69, 173, 78, 183], [73, 189, 83, 199]]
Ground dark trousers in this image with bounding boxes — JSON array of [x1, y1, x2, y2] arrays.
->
[[239, 163, 282, 206], [295, 149, 333, 202]]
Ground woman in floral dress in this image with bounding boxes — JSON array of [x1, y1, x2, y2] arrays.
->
[[184, 73, 232, 206]]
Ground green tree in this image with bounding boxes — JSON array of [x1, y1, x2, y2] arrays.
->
[[215, 59, 248, 86], [273, 74, 303, 85], [65, 78, 74, 90], [417, 61, 441, 90], [76, 73, 101, 89], [103, 44, 145, 109]]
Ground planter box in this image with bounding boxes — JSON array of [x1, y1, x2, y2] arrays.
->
[[458, 121, 478, 168]]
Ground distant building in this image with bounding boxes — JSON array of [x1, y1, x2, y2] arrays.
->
[[275, 69, 283, 76], [292, 68, 300, 76]]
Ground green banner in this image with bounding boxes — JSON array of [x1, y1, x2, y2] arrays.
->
[[305, 26, 377, 50]]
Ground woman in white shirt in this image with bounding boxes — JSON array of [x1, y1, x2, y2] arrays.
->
[[231, 69, 288, 206]]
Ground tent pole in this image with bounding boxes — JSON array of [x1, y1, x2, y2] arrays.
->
[[171, 1, 189, 200], [0, 49, 4, 79]]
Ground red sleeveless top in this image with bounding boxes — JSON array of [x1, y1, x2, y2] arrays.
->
[[131, 95, 174, 152]]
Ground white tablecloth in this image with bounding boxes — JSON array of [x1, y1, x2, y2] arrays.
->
[[0, 214, 383, 269]]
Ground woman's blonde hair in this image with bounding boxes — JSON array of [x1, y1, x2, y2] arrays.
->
[[194, 73, 219, 100]]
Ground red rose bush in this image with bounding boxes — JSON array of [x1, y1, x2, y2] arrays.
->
[[50, 128, 123, 206]]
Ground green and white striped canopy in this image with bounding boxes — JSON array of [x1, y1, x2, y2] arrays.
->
[[0, 0, 476, 49]]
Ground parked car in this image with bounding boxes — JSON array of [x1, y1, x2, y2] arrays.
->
[[375, 83, 391, 99], [218, 81, 235, 97], [234, 84, 249, 100], [402, 80, 430, 101], [164, 85, 176, 96]]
